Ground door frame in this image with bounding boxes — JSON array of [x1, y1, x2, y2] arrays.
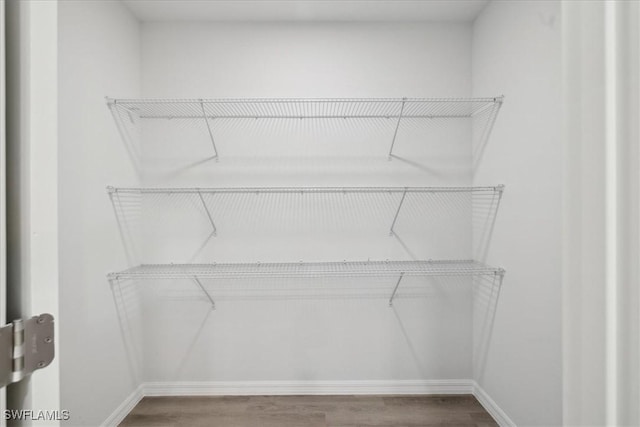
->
[[562, 1, 640, 425], [5, 0, 60, 425], [1, 0, 7, 424]]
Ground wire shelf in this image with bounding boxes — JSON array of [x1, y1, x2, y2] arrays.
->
[[108, 260, 504, 280], [108, 97, 503, 120], [107, 185, 504, 195], [108, 185, 505, 263], [107, 96, 504, 161]]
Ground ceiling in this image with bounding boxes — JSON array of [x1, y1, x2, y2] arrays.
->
[[122, 0, 490, 23]]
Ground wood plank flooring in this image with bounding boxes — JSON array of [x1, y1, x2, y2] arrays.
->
[[119, 395, 498, 427]]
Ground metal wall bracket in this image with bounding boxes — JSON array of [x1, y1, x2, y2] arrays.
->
[[388, 273, 405, 307], [197, 191, 217, 237], [0, 314, 55, 388], [388, 97, 407, 160], [389, 188, 408, 236], [192, 278, 216, 310], [199, 99, 219, 159]]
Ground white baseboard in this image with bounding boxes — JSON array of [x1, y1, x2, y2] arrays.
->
[[473, 381, 517, 427], [142, 379, 474, 396], [104, 380, 515, 427], [101, 384, 144, 427]]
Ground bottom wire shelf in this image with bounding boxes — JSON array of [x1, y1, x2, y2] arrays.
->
[[107, 260, 504, 281]]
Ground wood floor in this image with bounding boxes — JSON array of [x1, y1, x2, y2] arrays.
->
[[119, 395, 498, 427]]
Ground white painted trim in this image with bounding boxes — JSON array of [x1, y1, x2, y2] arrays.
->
[[604, 3, 619, 424], [105, 380, 516, 426], [0, 0, 6, 424], [563, 1, 640, 424], [142, 379, 474, 396], [26, 2, 60, 418], [101, 385, 144, 427], [4, 0, 60, 420], [473, 382, 517, 427], [561, 1, 608, 424]]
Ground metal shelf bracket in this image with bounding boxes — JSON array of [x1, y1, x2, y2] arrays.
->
[[0, 314, 55, 388], [389, 188, 408, 236], [197, 191, 217, 237], [199, 99, 219, 160], [388, 272, 405, 307], [192, 277, 216, 310], [388, 97, 407, 160]]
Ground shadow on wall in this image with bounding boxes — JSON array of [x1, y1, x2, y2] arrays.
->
[[472, 98, 503, 171], [390, 275, 501, 380], [109, 274, 500, 381], [110, 278, 144, 387], [108, 99, 144, 176], [472, 188, 503, 263], [472, 274, 503, 382]]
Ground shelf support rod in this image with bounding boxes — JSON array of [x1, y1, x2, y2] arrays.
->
[[200, 99, 219, 159], [389, 272, 405, 307], [197, 191, 217, 237], [388, 97, 407, 160], [192, 277, 216, 310], [389, 188, 408, 236]]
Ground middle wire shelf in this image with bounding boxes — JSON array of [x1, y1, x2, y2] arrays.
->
[[108, 185, 505, 260], [108, 260, 504, 308], [108, 185, 504, 239], [108, 259, 504, 281]]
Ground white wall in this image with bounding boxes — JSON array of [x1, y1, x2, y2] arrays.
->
[[58, 2, 141, 425], [55, 5, 563, 422], [133, 23, 482, 384], [141, 23, 472, 99], [472, 1, 562, 425]]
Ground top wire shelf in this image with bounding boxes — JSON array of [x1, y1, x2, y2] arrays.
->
[[107, 97, 503, 120], [107, 96, 504, 160], [107, 185, 504, 195]]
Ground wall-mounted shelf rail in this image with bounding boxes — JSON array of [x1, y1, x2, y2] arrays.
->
[[107, 260, 504, 308], [107, 97, 503, 159]]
